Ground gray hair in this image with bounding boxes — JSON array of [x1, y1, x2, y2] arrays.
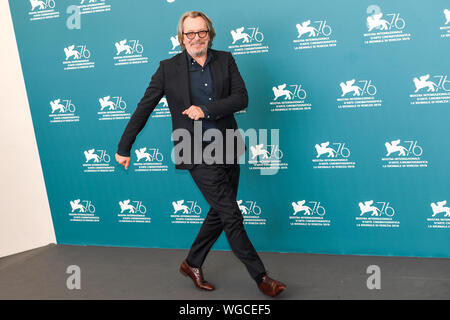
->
[[177, 11, 216, 51]]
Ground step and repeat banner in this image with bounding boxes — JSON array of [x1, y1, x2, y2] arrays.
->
[[8, 0, 450, 257]]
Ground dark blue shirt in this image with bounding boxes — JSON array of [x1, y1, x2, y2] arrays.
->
[[187, 51, 217, 132]]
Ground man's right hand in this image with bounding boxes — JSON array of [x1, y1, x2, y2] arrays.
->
[[115, 153, 130, 170]]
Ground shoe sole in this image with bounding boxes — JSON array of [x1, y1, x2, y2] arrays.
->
[[260, 285, 286, 297], [179, 268, 188, 277]]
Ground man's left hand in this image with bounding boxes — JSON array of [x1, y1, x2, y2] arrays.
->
[[182, 105, 205, 120]]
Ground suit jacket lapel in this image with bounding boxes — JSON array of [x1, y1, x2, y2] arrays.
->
[[209, 50, 222, 99], [177, 50, 191, 107]]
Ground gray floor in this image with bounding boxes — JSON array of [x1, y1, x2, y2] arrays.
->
[[0, 244, 449, 299]]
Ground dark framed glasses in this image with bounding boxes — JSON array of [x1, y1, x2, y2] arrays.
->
[[183, 30, 209, 40]]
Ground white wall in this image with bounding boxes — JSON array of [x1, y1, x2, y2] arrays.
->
[[0, 1, 56, 258]]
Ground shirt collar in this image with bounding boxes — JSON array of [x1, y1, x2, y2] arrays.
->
[[186, 49, 213, 67]]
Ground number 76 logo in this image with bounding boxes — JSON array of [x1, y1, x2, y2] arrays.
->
[[237, 200, 261, 215]]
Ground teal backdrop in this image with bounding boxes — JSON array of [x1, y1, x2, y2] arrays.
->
[[8, 0, 450, 257]]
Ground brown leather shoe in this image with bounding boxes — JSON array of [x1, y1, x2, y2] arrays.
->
[[258, 275, 286, 297], [179, 260, 215, 291]]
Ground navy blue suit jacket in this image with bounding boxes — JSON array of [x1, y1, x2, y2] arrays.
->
[[117, 49, 248, 169]]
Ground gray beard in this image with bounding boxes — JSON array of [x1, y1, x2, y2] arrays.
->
[[190, 47, 207, 57]]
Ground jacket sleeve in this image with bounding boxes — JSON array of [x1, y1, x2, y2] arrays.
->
[[198, 104, 212, 119], [117, 62, 165, 156], [204, 52, 248, 120]]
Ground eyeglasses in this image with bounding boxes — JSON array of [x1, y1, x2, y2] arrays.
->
[[183, 30, 209, 40]]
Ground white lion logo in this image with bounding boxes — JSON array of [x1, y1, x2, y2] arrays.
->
[[431, 201, 450, 217], [413, 75, 437, 93], [30, 0, 46, 11], [359, 200, 381, 216], [170, 36, 180, 50], [296, 20, 318, 38], [50, 99, 65, 113], [385, 140, 407, 157], [84, 149, 100, 163], [99, 96, 115, 110], [70, 199, 85, 212], [231, 27, 250, 44], [250, 144, 270, 159], [292, 200, 312, 215], [115, 40, 132, 55], [315, 142, 336, 158], [119, 200, 135, 213], [444, 9, 450, 25], [135, 148, 151, 162], [237, 200, 249, 214], [272, 84, 293, 100], [64, 45, 81, 60], [172, 200, 189, 214], [366, 12, 390, 31], [340, 79, 362, 97]]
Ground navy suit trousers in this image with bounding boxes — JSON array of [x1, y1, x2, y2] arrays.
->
[[186, 163, 266, 280]]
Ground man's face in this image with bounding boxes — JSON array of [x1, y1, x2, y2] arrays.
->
[[182, 16, 209, 57]]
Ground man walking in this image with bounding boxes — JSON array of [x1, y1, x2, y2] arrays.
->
[[115, 11, 286, 297]]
